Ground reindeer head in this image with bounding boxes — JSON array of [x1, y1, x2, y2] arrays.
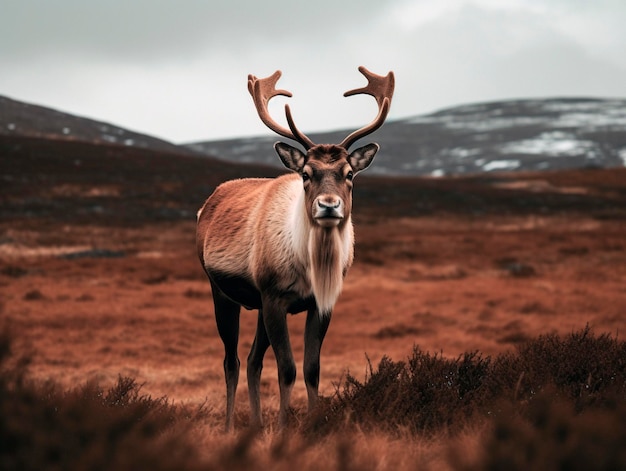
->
[[247, 67, 395, 228]]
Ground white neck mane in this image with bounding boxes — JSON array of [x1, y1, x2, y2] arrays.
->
[[288, 181, 353, 315], [309, 226, 347, 315]]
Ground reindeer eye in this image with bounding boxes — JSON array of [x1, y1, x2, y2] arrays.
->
[[346, 171, 354, 181], [302, 171, 310, 182]]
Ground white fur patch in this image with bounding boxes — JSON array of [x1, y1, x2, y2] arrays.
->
[[309, 228, 344, 315]]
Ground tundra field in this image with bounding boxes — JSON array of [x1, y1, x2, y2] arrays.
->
[[1, 136, 626, 470]]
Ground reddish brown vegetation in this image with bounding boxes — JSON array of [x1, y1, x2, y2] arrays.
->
[[1, 136, 625, 469], [2, 326, 625, 470]]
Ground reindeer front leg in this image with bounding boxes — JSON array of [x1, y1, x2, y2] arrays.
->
[[304, 308, 331, 411], [261, 296, 296, 428]]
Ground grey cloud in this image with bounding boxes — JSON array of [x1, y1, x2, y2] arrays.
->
[[387, 4, 626, 113], [0, 0, 398, 63], [1, 0, 625, 141]]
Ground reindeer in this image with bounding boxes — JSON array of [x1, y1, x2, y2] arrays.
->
[[196, 66, 394, 430]]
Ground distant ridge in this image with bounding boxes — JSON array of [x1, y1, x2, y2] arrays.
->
[[2, 95, 625, 176], [188, 97, 626, 176], [0, 95, 195, 156]]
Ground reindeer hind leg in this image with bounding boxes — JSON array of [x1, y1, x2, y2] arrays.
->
[[211, 280, 241, 432], [247, 309, 271, 428], [262, 297, 296, 428]]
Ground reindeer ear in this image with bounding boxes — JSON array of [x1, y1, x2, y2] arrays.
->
[[348, 143, 379, 174], [275, 142, 306, 172]]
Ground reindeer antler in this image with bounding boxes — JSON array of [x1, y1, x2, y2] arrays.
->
[[248, 70, 315, 150], [248, 67, 394, 151], [340, 66, 395, 150]]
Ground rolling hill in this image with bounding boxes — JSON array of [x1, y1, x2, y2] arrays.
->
[[2, 94, 626, 177], [2, 101, 626, 471], [2, 92, 626, 471], [0, 95, 194, 156], [188, 98, 626, 176]]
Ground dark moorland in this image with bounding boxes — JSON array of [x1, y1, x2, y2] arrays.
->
[[1, 135, 625, 470]]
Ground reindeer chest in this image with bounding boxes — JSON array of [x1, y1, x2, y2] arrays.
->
[[253, 222, 353, 315], [251, 235, 313, 296]]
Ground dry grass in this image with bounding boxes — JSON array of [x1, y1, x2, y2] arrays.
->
[[2, 325, 625, 471], [2, 136, 626, 470]]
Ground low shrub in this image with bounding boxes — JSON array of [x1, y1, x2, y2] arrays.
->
[[0, 329, 203, 471], [306, 326, 626, 439], [2, 325, 625, 470]]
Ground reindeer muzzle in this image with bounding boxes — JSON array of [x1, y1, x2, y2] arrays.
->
[[314, 197, 344, 227]]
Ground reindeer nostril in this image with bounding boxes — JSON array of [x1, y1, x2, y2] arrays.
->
[[318, 198, 340, 209]]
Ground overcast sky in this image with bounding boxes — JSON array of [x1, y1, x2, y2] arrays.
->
[[2, 0, 625, 143]]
